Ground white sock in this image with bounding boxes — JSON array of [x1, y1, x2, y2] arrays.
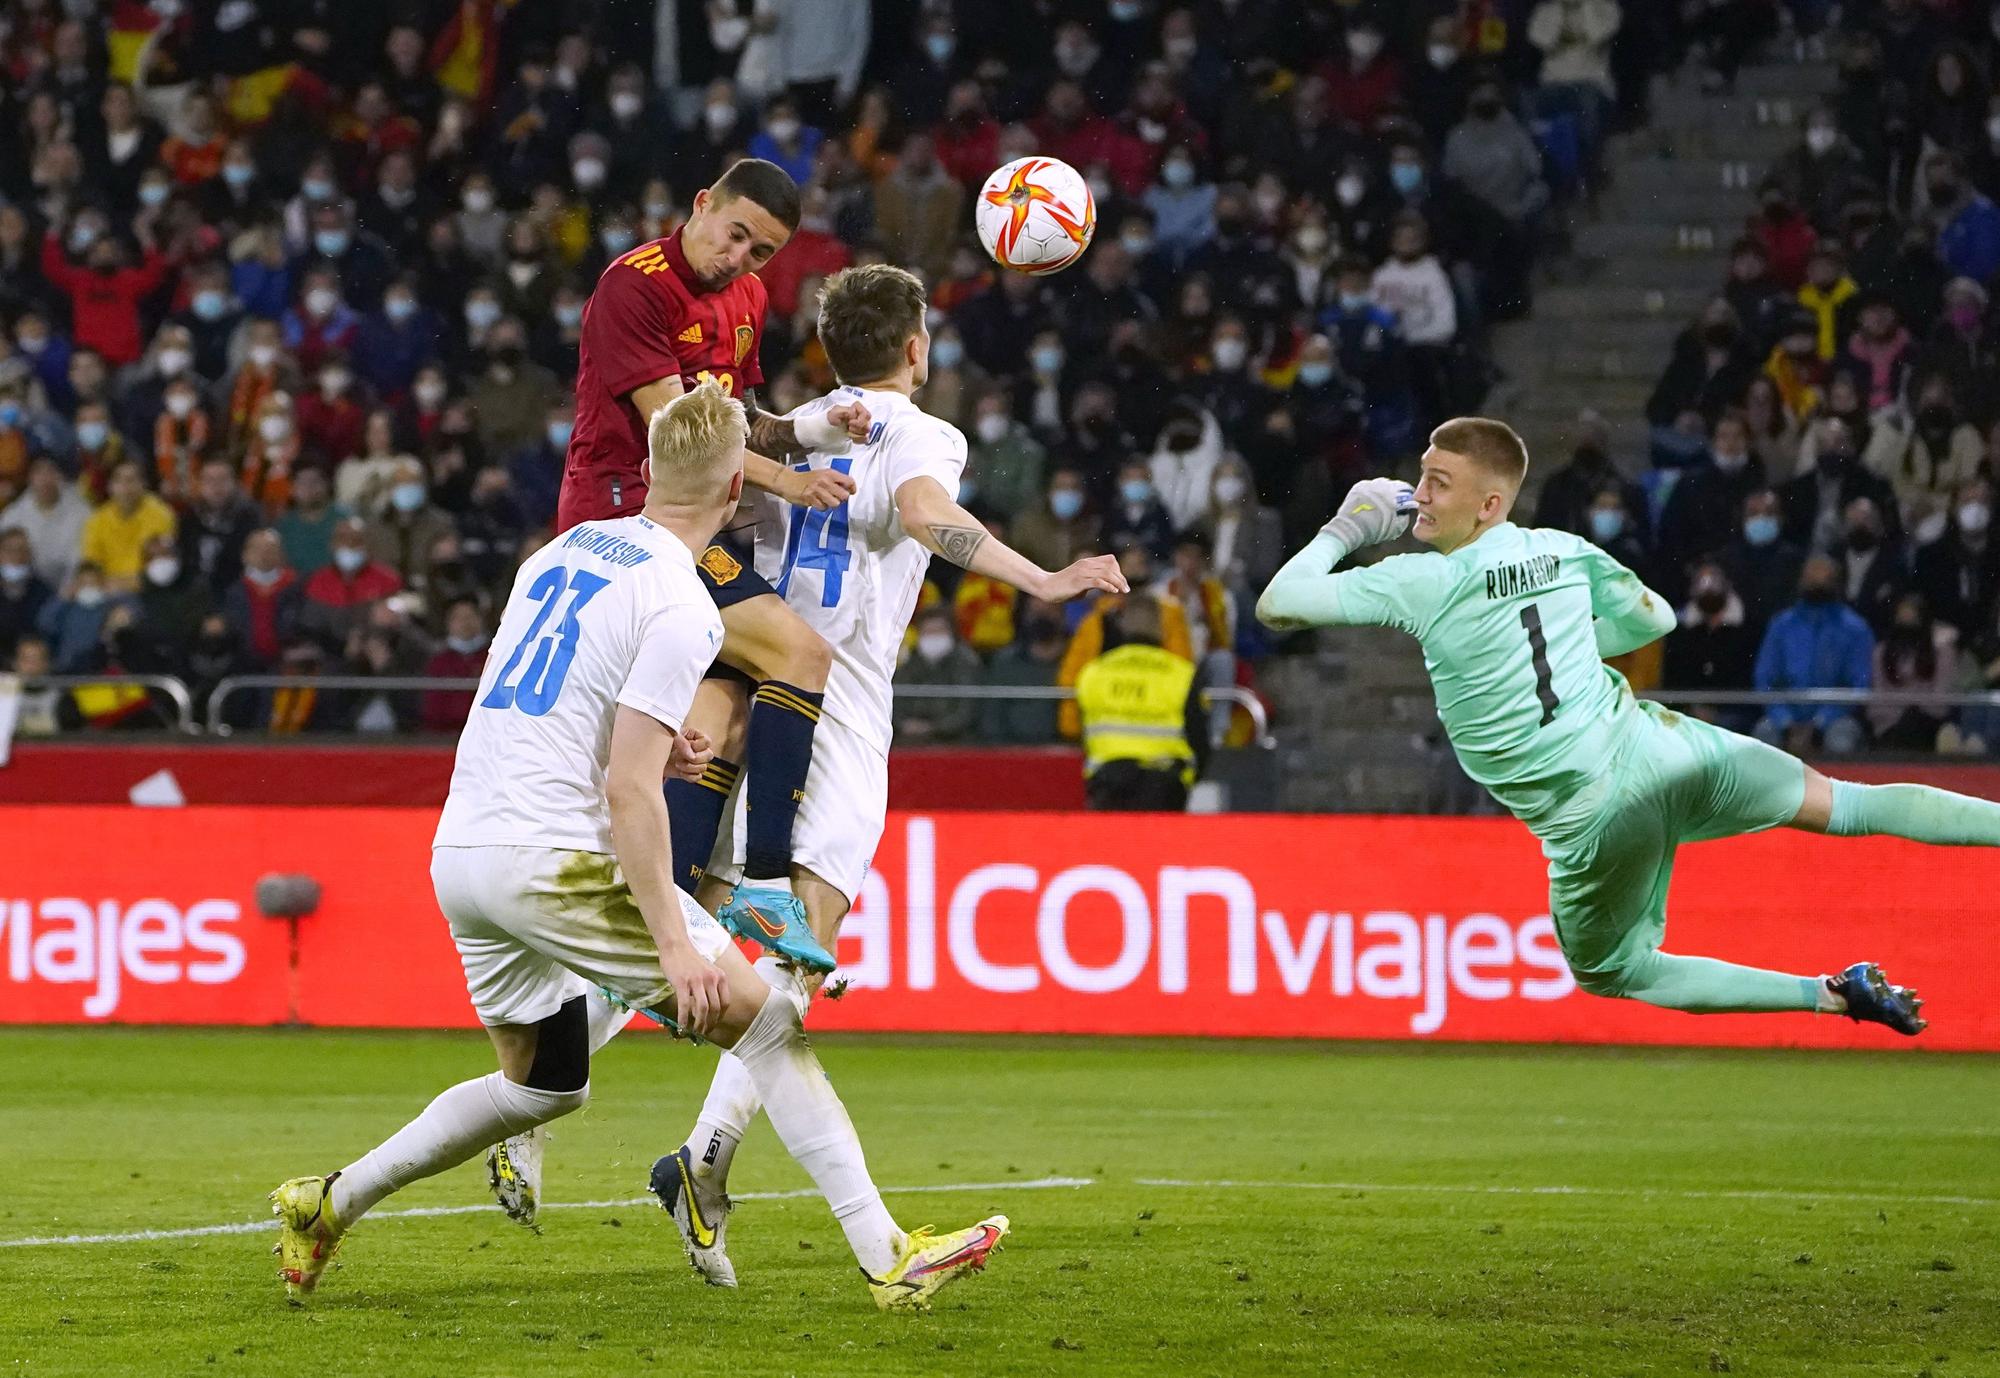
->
[[330, 1072, 586, 1225], [1815, 976, 1847, 1014], [585, 986, 632, 1053], [686, 1054, 756, 1187], [728, 991, 902, 1276], [682, 956, 802, 1189]]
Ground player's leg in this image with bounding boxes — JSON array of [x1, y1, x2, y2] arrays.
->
[[1789, 761, 2000, 844], [663, 721, 886, 1257], [666, 938, 1005, 1309], [272, 848, 597, 1294], [674, 866, 850, 1218], [1548, 733, 1830, 1017], [665, 672, 750, 895], [703, 554, 836, 970]]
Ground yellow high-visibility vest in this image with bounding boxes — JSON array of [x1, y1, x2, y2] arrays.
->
[[1074, 643, 1197, 781]]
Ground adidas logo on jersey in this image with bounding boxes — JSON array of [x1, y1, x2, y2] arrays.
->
[[677, 323, 703, 344]]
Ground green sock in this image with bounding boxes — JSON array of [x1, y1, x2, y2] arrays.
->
[[1828, 780, 2000, 845], [1615, 950, 1822, 1014]]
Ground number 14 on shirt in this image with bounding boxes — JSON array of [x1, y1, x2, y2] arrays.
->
[[776, 456, 854, 608]]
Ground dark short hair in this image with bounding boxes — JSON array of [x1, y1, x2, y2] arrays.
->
[[816, 264, 927, 384], [1430, 416, 1529, 490], [711, 158, 801, 232]]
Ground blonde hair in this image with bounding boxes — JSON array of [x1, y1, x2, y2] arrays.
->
[[1430, 416, 1530, 491], [646, 380, 747, 499]]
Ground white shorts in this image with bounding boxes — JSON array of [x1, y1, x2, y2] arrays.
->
[[706, 713, 887, 904], [432, 844, 734, 1027]]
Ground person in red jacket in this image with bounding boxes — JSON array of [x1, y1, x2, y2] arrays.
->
[[40, 217, 172, 367], [220, 528, 301, 666], [300, 516, 402, 645], [419, 596, 488, 732]]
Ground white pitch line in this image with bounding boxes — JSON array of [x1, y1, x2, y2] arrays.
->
[[0, 1175, 1094, 1251], [1135, 1178, 2000, 1209]]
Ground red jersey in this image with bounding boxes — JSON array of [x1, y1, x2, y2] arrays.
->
[[557, 232, 768, 532]]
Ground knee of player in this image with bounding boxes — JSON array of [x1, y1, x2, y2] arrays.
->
[[1569, 958, 1638, 999], [780, 626, 834, 689]]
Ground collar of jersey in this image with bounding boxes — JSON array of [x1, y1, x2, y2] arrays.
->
[[661, 232, 713, 295]]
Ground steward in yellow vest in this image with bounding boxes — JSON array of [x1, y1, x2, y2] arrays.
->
[[1073, 598, 1206, 811]]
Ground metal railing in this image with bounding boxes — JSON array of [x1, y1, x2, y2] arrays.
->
[[12, 674, 198, 733], [203, 675, 1276, 747], [891, 682, 1274, 748]]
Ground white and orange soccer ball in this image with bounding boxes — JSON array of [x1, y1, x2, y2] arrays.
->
[[975, 156, 1096, 275]]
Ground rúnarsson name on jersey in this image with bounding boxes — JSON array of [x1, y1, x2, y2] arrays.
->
[[1485, 554, 1561, 600]]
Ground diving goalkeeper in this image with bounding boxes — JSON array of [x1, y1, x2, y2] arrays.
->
[[1256, 416, 2000, 1035]]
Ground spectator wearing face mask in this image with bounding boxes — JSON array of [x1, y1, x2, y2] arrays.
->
[[1143, 143, 1217, 264], [39, 216, 170, 367], [169, 264, 246, 380], [1371, 212, 1458, 427], [1204, 456, 1283, 600], [37, 562, 137, 673], [1795, 246, 1857, 361], [1925, 150, 2000, 286], [81, 461, 176, 592], [355, 276, 443, 402], [0, 526, 52, 661], [368, 459, 454, 583], [1915, 277, 1998, 414], [892, 607, 982, 743], [1772, 105, 1873, 233], [151, 376, 214, 504], [1723, 488, 1805, 639], [64, 400, 123, 504], [468, 321, 562, 461], [919, 323, 984, 433], [1198, 316, 1272, 445], [1321, 19, 1400, 129], [1103, 460, 1177, 562], [296, 353, 368, 464], [1865, 386, 1983, 516], [302, 516, 406, 644], [1584, 483, 1658, 589], [1657, 413, 1767, 594], [11, 312, 73, 414], [294, 202, 396, 313], [1442, 83, 1549, 233], [1832, 496, 1908, 634], [1779, 417, 1900, 554], [874, 134, 963, 283], [1836, 292, 1913, 413], [133, 531, 212, 659], [282, 268, 363, 377], [981, 597, 1069, 744], [1753, 554, 1874, 755], [240, 392, 310, 517], [175, 459, 258, 594], [1010, 468, 1098, 574], [1147, 404, 1224, 533], [963, 391, 1047, 522], [222, 528, 301, 667], [224, 321, 298, 452], [1869, 592, 1958, 751], [1913, 478, 2000, 637], [421, 597, 491, 732], [1318, 257, 1417, 459], [1665, 561, 1759, 728]]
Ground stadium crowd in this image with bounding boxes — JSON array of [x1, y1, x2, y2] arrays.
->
[[1523, 0, 2000, 757], [0, 0, 1674, 744]]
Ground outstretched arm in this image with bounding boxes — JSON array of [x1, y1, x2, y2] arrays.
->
[[895, 475, 1127, 601], [1581, 544, 1676, 656], [1256, 478, 1416, 631]]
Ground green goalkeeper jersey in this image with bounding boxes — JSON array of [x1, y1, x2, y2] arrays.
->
[[1265, 522, 1675, 837]]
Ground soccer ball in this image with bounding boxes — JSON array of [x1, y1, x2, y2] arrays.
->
[[975, 156, 1096, 275]]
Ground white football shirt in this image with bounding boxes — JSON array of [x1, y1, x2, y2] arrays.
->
[[434, 514, 723, 853], [745, 385, 967, 755]]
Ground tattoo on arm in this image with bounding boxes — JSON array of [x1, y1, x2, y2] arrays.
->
[[930, 524, 988, 568], [745, 404, 804, 458]]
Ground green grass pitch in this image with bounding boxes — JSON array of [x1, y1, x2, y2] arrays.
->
[[2, 1028, 1994, 1377]]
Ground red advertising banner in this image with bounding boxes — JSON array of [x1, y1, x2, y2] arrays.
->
[[1, 806, 1991, 1051], [0, 744, 1084, 810]]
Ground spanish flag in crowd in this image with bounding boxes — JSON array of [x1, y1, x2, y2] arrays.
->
[[105, 0, 174, 84], [430, 0, 523, 111]]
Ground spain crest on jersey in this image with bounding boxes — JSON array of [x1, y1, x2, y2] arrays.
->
[[734, 323, 755, 366], [699, 544, 743, 583]]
